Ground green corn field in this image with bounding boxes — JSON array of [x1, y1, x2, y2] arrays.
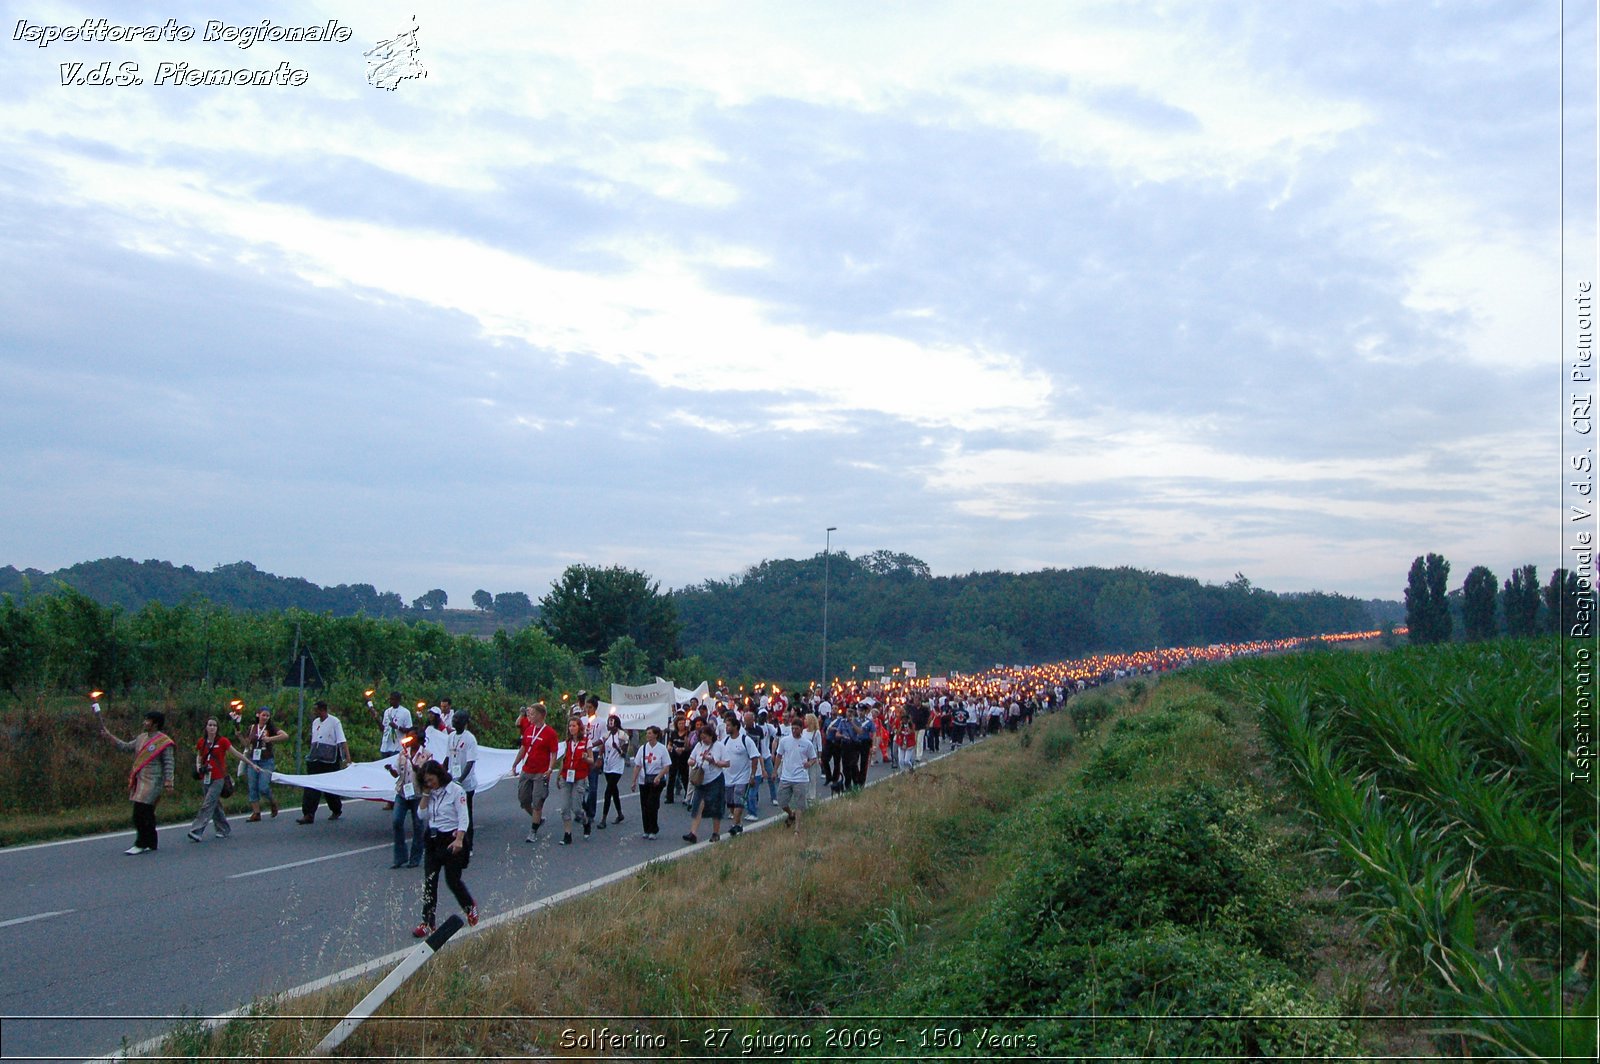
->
[[1206, 640, 1597, 1061]]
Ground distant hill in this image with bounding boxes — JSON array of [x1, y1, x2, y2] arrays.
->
[[0, 558, 535, 635]]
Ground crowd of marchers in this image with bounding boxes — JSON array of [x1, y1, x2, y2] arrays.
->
[[98, 633, 1385, 937]]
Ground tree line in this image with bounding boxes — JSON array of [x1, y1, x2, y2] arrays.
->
[[674, 551, 1387, 680], [1403, 553, 1589, 644], [0, 552, 1393, 701]]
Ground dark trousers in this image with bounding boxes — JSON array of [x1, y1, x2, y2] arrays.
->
[[665, 753, 689, 803], [132, 801, 158, 850], [824, 744, 844, 787], [300, 760, 343, 819], [422, 831, 473, 926], [639, 780, 665, 834], [602, 772, 623, 820]]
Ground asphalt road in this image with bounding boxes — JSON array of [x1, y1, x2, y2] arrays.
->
[[0, 745, 944, 1062]]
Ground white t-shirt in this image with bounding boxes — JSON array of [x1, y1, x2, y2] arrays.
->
[[600, 730, 630, 774], [776, 733, 817, 784], [695, 739, 727, 784], [310, 714, 346, 747], [379, 705, 412, 753], [635, 740, 669, 783], [722, 732, 758, 786], [448, 729, 479, 791]]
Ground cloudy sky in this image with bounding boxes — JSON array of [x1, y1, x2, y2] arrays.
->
[[1, 0, 1591, 606]]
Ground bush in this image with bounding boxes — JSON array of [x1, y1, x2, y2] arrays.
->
[[1068, 692, 1116, 734], [1080, 706, 1239, 787]]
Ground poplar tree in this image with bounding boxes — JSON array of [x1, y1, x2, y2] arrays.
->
[[1461, 565, 1498, 641], [1404, 553, 1452, 644], [1501, 565, 1540, 636]]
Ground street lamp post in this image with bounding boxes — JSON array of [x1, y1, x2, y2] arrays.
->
[[822, 526, 837, 691]]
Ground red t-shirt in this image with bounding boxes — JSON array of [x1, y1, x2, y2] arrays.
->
[[520, 723, 558, 775], [196, 736, 231, 780]]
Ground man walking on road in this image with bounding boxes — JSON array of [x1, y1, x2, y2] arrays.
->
[[511, 703, 558, 841], [297, 700, 349, 825], [774, 717, 818, 835], [448, 711, 479, 862]]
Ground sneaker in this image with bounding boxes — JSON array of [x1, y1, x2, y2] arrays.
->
[[329, 813, 342, 821], [709, 832, 720, 842], [412, 922, 433, 938], [682, 832, 697, 843], [123, 845, 149, 855], [785, 811, 796, 827], [745, 812, 760, 821], [466, 905, 479, 927], [524, 831, 538, 843], [561, 833, 572, 845], [614, 814, 624, 824], [583, 823, 591, 838], [728, 825, 743, 836], [597, 818, 607, 830], [187, 832, 202, 843], [246, 813, 261, 822], [295, 817, 314, 825]]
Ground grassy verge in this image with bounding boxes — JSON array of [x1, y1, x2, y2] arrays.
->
[[159, 674, 1450, 1060], [0, 790, 269, 847]]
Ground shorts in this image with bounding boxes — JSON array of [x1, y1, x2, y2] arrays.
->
[[776, 780, 807, 810], [517, 773, 550, 815]]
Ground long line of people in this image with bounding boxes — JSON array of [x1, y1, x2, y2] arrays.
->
[[99, 632, 1382, 936]]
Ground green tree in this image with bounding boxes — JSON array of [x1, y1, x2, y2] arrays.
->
[[1404, 553, 1452, 644], [664, 653, 715, 690], [1093, 577, 1161, 652], [471, 589, 492, 612], [412, 588, 448, 611], [0, 595, 42, 694], [1502, 565, 1541, 636], [600, 634, 651, 688], [492, 591, 535, 620], [1546, 568, 1596, 637], [494, 624, 583, 695], [1460, 565, 1498, 641], [540, 564, 681, 670]]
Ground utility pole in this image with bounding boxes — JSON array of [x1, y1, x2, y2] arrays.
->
[[822, 526, 837, 691]]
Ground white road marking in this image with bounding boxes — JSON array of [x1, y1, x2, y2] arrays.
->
[[0, 909, 76, 929], [227, 843, 391, 880]]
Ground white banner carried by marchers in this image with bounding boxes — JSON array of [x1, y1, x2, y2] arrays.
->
[[605, 680, 677, 731], [658, 677, 711, 706]]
